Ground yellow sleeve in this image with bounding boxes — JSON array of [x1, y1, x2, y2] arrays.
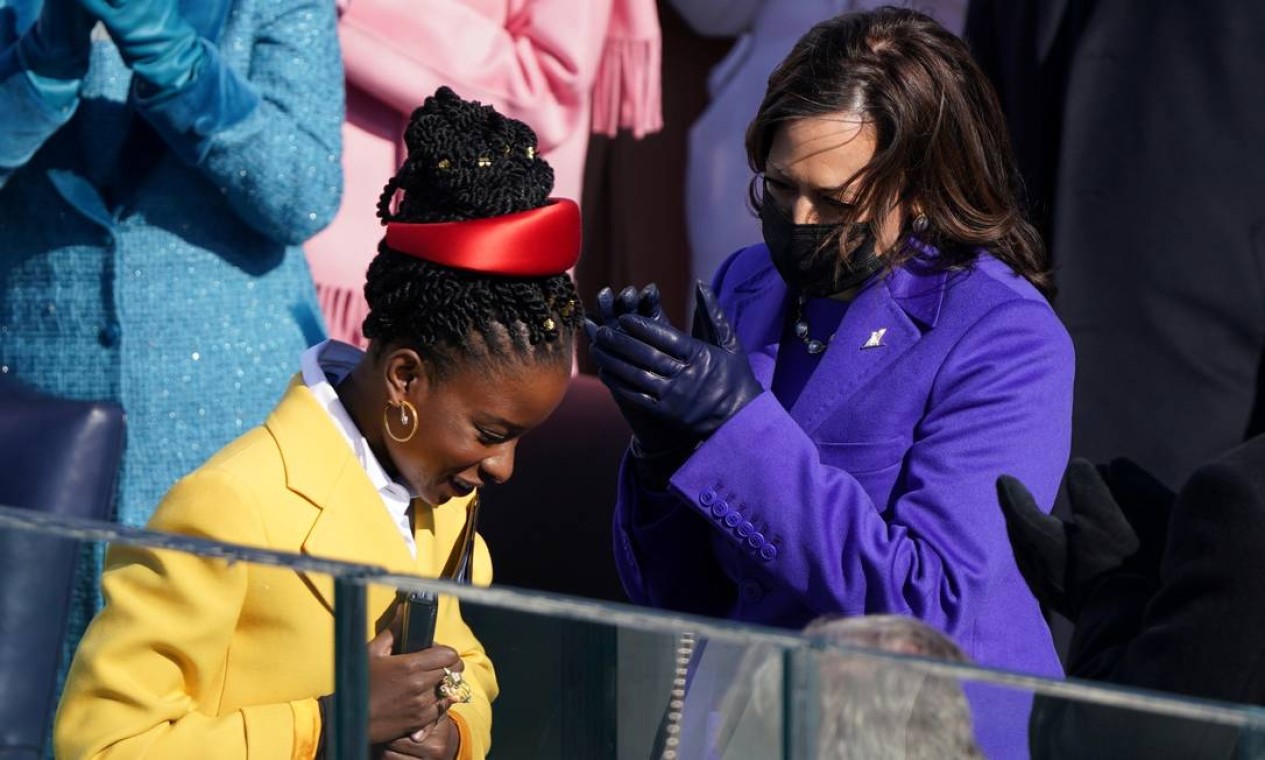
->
[[439, 532, 497, 759], [53, 470, 320, 760], [291, 698, 322, 760], [449, 711, 474, 760]]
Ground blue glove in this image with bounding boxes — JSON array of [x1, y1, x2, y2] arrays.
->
[[688, 280, 741, 354], [78, 0, 202, 91], [77, 0, 257, 164], [589, 282, 761, 442], [594, 284, 669, 327], [587, 283, 685, 458], [15, 0, 95, 80], [587, 319, 688, 496]]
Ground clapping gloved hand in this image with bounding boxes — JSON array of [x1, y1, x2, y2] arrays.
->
[[588, 283, 685, 463], [996, 458, 1175, 622], [15, 0, 96, 81], [77, 0, 257, 163], [586, 282, 762, 487], [595, 283, 670, 328]]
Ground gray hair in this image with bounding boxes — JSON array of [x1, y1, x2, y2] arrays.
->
[[723, 615, 984, 760]]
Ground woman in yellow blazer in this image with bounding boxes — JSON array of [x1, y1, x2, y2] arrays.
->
[[54, 87, 584, 760]]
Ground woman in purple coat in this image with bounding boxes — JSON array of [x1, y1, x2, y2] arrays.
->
[[586, 8, 1069, 757]]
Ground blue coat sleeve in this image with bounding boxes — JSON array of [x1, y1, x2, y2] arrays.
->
[[613, 451, 737, 615], [617, 293, 1074, 642], [153, 0, 344, 245], [0, 7, 81, 188], [0, 67, 79, 187]]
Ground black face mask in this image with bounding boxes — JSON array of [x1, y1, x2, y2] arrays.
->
[[759, 197, 883, 297]]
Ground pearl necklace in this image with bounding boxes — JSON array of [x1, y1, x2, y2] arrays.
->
[[793, 295, 833, 354], [657, 631, 696, 760]]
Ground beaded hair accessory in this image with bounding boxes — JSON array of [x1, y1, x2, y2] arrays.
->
[[385, 198, 581, 277]]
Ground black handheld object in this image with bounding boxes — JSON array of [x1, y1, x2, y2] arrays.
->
[[394, 494, 481, 655], [396, 591, 438, 654]]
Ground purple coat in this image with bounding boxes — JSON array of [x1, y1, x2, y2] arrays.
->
[[616, 244, 1071, 756]]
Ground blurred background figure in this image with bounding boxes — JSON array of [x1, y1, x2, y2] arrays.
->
[[705, 615, 983, 759], [575, 2, 729, 338], [0, 0, 342, 691], [307, 0, 663, 346], [673, 0, 967, 287], [798, 616, 982, 760], [966, 1, 1265, 491]]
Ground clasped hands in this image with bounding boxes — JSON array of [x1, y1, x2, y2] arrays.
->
[[585, 282, 761, 461], [363, 622, 463, 760], [19, 0, 218, 93]]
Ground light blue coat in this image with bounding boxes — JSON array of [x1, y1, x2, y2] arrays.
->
[[0, 0, 342, 668]]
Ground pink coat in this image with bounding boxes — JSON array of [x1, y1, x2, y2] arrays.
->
[[306, 0, 662, 346]]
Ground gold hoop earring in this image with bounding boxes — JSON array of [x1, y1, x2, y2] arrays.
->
[[384, 399, 419, 443]]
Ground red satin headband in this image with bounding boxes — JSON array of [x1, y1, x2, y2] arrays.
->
[[384, 198, 581, 276]]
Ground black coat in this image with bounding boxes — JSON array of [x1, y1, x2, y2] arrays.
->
[[1032, 435, 1265, 759], [966, 0, 1265, 489]]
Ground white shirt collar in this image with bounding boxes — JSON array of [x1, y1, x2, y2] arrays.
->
[[301, 340, 416, 558]]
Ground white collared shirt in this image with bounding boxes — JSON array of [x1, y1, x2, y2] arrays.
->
[[300, 340, 416, 558]]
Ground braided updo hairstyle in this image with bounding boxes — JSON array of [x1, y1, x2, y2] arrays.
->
[[362, 87, 583, 380]]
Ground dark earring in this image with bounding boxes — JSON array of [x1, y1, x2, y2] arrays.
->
[[912, 214, 930, 234]]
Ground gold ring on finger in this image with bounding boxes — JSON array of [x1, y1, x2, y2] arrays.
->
[[438, 667, 472, 704]]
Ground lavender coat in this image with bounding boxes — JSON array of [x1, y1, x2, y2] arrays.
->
[[616, 244, 1072, 756]]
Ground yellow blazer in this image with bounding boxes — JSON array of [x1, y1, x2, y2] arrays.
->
[[55, 379, 497, 759]]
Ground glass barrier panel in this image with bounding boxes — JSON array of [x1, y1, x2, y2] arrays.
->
[[5, 506, 1265, 760], [383, 566, 1265, 760], [795, 635, 1265, 760], [0, 507, 362, 759], [415, 587, 801, 760]]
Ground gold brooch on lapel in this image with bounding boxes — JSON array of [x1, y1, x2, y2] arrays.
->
[[861, 328, 888, 349]]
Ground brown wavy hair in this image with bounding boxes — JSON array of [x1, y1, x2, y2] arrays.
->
[[745, 7, 1053, 297]]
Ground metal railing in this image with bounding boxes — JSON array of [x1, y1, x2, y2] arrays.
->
[[3, 503, 1264, 758]]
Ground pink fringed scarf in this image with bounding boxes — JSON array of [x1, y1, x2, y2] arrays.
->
[[590, 0, 663, 138]]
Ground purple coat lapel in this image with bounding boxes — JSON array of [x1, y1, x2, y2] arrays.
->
[[725, 253, 952, 437], [726, 262, 787, 387]]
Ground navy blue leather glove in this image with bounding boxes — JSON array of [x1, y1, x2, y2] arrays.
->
[[590, 282, 761, 442], [996, 458, 1173, 621], [585, 340, 684, 463], [15, 0, 95, 80], [689, 280, 741, 354], [594, 284, 669, 327], [587, 283, 685, 460], [78, 0, 257, 164]]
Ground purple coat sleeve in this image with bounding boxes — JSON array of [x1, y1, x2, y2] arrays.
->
[[614, 277, 1073, 644]]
